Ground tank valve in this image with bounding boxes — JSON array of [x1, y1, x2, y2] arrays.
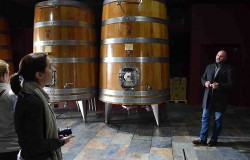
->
[[64, 83, 73, 89]]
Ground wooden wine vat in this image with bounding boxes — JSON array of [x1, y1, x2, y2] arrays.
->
[[33, 0, 98, 102], [0, 17, 14, 74], [100, 0, 170, 105]]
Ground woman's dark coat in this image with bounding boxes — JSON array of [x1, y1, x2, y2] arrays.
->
[[201, 63, 235, 112]]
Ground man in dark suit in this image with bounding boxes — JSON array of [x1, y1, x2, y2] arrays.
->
[[192, 50, 235, 147]]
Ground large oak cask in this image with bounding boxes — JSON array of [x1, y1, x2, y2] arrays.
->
[[0, 17, 14, 74], [33, 1, 98, 102], [100, 0, 170, 105]]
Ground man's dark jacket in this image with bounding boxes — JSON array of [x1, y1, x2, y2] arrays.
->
[[201, 62, 235, 112]]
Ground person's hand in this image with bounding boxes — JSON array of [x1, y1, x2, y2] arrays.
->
[[62, 134, 74, 144], [58, 135, 64, 139], [205, 81, 211, 88], [210, 82, 219, 89]]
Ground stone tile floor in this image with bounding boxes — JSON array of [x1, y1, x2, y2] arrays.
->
[[55, 103, 250, 160]]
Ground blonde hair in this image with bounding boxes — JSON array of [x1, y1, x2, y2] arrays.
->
[[0, 59, 9, 77]]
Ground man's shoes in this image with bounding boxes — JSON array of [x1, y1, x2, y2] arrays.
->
[[192, 139, 207, 146], [208, 139, 217, 147]]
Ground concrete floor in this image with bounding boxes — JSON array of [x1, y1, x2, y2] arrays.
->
[[55, 102, 250, 160]]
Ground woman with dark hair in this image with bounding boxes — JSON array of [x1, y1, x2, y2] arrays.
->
[[10, 53, 73, 160]]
